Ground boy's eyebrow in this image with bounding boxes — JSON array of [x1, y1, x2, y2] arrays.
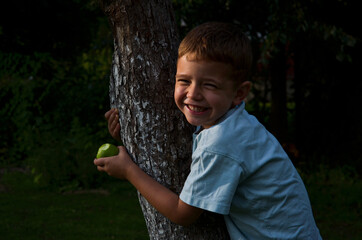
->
[[175, 74, 219, 83], [175, 73, 190, 78]]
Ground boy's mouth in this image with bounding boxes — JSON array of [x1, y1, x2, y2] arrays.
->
[[186, 104, 208, 113]]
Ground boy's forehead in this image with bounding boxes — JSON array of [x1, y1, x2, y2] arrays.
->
[[176, 55, 235, 78], [178, 52, 209, 62], [177, 54, 231, 69]]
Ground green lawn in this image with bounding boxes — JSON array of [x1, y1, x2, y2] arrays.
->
[[0, 171, 148, 240], [301, 167, 362, 240], [1, 167, 361, 240]]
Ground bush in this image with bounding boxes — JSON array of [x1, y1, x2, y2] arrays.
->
[[0, 41, 115, 190], [27, 118, 112, 191]]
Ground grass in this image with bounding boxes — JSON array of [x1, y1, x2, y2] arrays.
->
[[301, 166, 362, 240], [1, 166, 361, 240], [0, 170, 148, 240]]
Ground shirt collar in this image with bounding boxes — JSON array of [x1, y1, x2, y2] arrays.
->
[[195, 102, 245, 134]]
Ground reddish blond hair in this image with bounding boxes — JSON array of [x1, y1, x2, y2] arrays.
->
[[178, 22, 252, 83]]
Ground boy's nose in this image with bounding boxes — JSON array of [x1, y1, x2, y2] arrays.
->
[[187, 84, 203, 100]]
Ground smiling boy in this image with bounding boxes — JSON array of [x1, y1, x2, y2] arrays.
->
[[95, 22, 322, 239], [175, 56, 251, 129]]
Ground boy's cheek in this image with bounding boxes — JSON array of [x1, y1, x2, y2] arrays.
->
[[174, 89, 182, 102]]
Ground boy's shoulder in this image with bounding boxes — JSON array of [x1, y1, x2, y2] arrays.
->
[[194, 102, 288, 168], [196, 103, 264, 141], [194, 104, 269, 155]]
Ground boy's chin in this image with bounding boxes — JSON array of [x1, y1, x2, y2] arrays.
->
[[185, 118, 200, 127], [186, 119, 209, 128]]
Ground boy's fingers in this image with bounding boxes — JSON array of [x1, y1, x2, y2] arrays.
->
[[105, 109, 113, 119], [94, 158, 100, 165], [112, 112, 118, 122], [113, 127, 120, 138], [110, 116, 118, 130], [109, 112, 118, 124], [117, 146, 127, 153], [96, 165, 105, 172], [105, 108, 118, 120], [117, 146, 125, 151], [94, 158, 105, 167]]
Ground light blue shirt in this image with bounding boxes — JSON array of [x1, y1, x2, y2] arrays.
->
[[180, 103, 322, 240]]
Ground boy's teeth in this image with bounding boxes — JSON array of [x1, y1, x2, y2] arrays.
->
[[189, 105, 206, 112]]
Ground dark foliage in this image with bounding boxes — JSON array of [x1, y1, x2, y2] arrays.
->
[[0, 0, 360, 189]]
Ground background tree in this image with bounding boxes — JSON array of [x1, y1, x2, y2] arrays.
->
[[99, 0, 229, 239]]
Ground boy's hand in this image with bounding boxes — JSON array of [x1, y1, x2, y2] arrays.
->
[[94, 147, 204, 226], [105, 108, 121, 142], [94, 146, 134, 179]]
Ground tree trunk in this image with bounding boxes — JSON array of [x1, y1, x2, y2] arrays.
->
[[99, 0, 229, 239]]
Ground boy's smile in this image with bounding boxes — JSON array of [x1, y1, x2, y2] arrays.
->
[[174, 55, 247, 129]]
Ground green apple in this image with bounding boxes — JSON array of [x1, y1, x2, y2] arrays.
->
[[96, 143, 119, 158]]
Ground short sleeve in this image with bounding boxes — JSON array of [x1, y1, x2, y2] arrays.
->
[[179, 149, 243, 215]]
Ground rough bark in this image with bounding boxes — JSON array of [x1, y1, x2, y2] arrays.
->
[[99, 0, 229, 239]]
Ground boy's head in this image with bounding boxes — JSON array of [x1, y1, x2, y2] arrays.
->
[[178, 22, 252, 84], [174, 22, 253, 129]]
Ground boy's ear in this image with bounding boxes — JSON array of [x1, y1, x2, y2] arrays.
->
[[233, 81, 251, 106]]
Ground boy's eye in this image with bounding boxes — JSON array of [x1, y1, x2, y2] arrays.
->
[[177, 79, 190, 84], [204, 83, 218, 89]]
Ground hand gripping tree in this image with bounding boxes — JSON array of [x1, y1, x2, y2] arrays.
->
[[99, 0, 229, 239]]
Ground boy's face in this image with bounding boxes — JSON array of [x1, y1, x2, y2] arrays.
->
[[174, 55, 244, 129]]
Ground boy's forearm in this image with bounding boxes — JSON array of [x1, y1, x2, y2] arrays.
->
[[125, 162, 203, 226], [126, 163, 182, 219], [126, 162, 178, 212]]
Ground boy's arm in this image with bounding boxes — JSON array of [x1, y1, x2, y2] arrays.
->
[[94, 146, 203, 226], [126, 159, 203, 226]]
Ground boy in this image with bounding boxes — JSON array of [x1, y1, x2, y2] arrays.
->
[[94, 22, 322, 239]]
